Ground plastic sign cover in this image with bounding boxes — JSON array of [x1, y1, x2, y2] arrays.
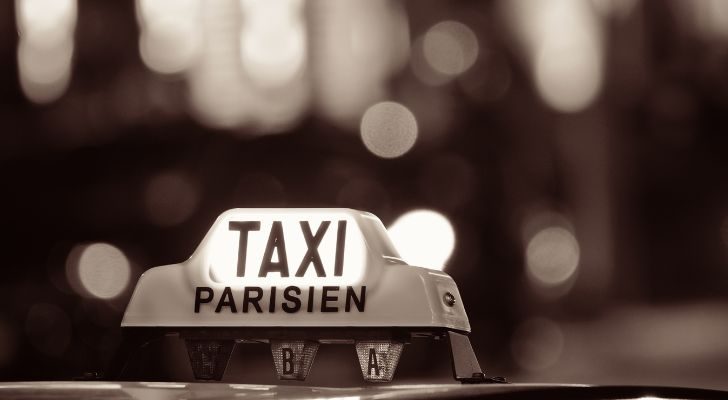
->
[[206, 210, 367, 287], [197, 210, 368, 315], [122, 208, 470, 331]]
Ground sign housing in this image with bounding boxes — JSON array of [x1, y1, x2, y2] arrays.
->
[[113, 209, 495, 384]]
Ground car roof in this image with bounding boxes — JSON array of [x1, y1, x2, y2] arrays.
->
[[0, 382, 726, 400]]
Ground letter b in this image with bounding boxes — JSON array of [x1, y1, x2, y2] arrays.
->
[[282, 347, 294, 374]]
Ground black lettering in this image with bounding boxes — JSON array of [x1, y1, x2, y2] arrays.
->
[[295, 221, 330, 277], [282, 286, 302, 313], [368, 348, 380, 376], [194, 287, 214, 313], [268, 286, 276, 313], [321, 286, 339, 312], [307, 286, 314, 313], [243, 287, 263, 313], [334, 220, 347, 276], [215, 287, 237, 313], [229, 221, 261, 277], [259, 221, 289, 277], [345, 286, 366, 312], [282, 348, 294, 374]]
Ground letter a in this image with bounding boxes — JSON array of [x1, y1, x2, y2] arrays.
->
[[259, 221, 289, 277], [368, 348, 380, 376]]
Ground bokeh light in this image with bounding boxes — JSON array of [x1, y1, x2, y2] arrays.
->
[[534, 32, 602, 113], [239, 0, 307, 88], [526, 225, 580, 287], [387, 209, 455, 270], [25, 303, 71, 357], [511, 317, 564, 371], [16, 0, 77, 47], [410, 36, 450, 87], [15, 0, 77, 104], [360, 101, 418, 158], [503, 0, 604, 113], [673, 0, 728, 40], [312, 0, 410, 127], [591, 0, 638, 21], [182, 0, 309, 132], [422, 21, 479, 78], [143, 170, 200, 227], [17, 38, 73, 104], [186, 0, 252, 129], [17, 39, 72, 86], [533, 0, 603, 113], [66, 243, 131, 299], [137, 0, 202, 75]]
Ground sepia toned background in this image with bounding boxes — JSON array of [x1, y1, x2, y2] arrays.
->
[[1, 0, 728, 390]]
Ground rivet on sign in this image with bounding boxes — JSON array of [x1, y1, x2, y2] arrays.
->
[[443, 292, 456, 307]]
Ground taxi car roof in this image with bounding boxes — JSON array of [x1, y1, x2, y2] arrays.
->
[[0, 382, 725, 400]]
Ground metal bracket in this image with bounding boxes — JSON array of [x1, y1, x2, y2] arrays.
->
[[447, 331, 506, 384]]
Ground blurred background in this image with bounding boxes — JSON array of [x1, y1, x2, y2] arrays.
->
[[1, 0, 728, 391]]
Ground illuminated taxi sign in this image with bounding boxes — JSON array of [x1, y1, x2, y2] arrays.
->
[[116, 209, 497, 384], [204, 210, 367, 286], [192, 210, 368, 315], [225, 220, 347, 278]]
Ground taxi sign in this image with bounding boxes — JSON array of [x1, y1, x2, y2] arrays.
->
[[111, 209, 496, 384]]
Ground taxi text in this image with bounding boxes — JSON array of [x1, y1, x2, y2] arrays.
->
[[229, 220, 347, 277]]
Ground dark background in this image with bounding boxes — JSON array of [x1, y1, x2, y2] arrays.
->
[[1, 0, 728, 390]]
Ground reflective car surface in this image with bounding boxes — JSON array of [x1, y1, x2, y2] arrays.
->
[[0, 382, 726, 400]]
